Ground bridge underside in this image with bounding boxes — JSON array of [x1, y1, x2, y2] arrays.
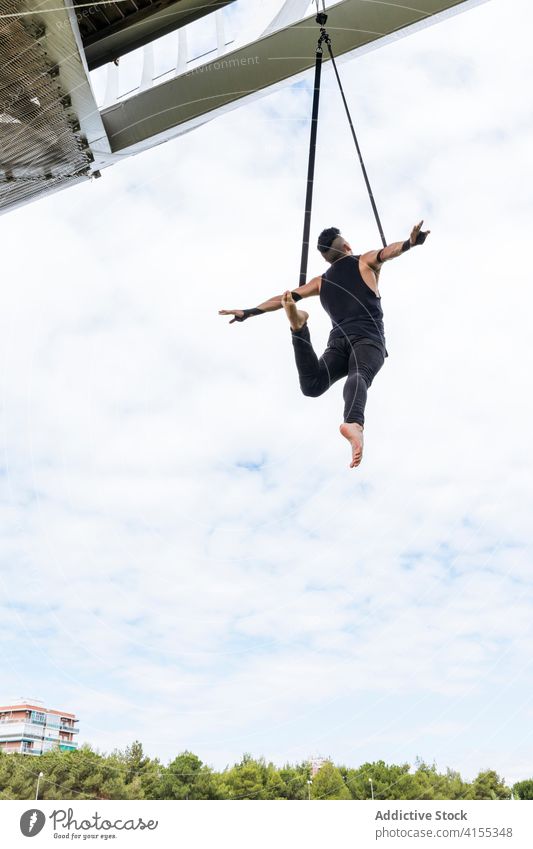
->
[[101, 0, 489, 158], [0, 0, 93, 212], [0, 0, 488, 216], [77, 0, 235, 70]]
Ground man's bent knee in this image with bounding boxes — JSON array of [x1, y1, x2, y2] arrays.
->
[[300, 380, 327, 398]]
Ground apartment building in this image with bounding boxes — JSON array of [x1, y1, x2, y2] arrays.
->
[[0, 702, 79, 755], [310, 756, 327, 777]]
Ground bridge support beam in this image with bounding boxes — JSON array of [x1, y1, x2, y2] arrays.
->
[[101, 0, 488, 158]]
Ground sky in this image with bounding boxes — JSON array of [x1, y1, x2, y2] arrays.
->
[[1, 0, 533, 786]]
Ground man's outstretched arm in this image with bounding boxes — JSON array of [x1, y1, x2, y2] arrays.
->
[[219, 275, 320, 324], [361, 220, 431, 271]]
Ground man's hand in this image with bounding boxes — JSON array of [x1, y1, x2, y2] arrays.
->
[[219, 309, 245, 324], [410, 220, 431, 246]]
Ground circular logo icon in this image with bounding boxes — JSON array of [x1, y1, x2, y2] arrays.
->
[[20, 810, 46, 837]]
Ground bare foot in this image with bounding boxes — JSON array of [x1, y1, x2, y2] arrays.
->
[[281, 291, 308, 332], [339, 422, 364, 468]]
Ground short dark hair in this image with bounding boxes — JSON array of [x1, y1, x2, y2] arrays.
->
[[317, 227, 341, 254]]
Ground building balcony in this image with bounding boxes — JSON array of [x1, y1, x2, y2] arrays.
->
[[21, 743, 41, 755], [0, 741, 41, 755], [0, 723, 35, 740], [0, 722, 60, 741]]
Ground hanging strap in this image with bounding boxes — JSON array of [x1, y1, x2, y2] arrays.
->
[[298, 19, 328, 286], [324, 37, 387, 248], [299, 10, 387, 286]]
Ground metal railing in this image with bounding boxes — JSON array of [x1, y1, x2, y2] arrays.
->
[[95, 0, 312, 107], [99, 8, 233, 108]]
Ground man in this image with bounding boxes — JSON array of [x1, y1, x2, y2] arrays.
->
[[219, 221, 430, 468]]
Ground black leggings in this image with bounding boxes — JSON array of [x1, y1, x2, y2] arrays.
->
[[291, 324, 385, 425]]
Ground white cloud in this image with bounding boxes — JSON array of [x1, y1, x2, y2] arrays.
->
[[1, 0, 533, 786]]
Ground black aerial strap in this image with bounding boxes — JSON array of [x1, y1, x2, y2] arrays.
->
[[298, 9, 387, 286], [324, 37, 387, 249], [298, 19, 328, 286]]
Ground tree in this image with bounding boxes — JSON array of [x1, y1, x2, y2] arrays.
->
[[113, 741, 161, 799], [0, 747, 524, 801], [157, 751, 221, 800], [277, 762, 311, 800], [0, 751, 27, 799], [311, 762, 351, 800], [223, 754, 270, 800], [344, 761, 411, 800], [466, 770, 511, 800], [512, 780, 533, 800], [432, 768, 468, 800]]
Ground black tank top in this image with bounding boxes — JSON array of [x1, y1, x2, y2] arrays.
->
[[320, 254, 386, 352]]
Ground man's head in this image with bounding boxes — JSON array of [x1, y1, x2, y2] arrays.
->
[[317, 227, 352, 263]]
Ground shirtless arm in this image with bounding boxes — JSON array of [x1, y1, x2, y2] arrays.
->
[[219, 275, 321, 324]]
